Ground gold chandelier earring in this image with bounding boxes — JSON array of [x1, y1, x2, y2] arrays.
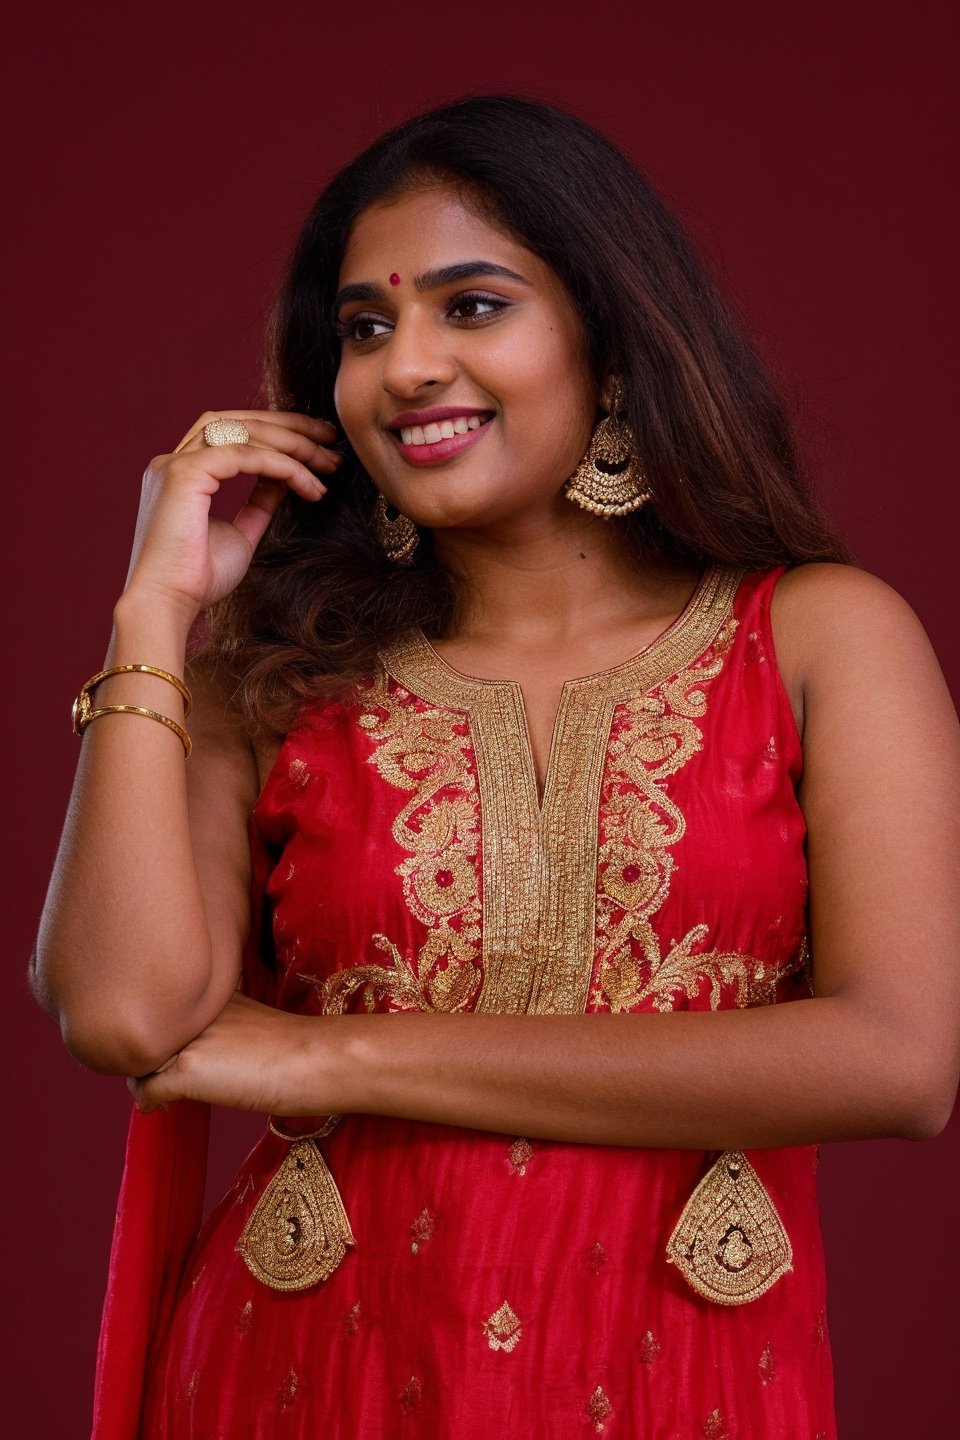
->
[[564, 379, 651, 517], [373, 493, 418, 565]]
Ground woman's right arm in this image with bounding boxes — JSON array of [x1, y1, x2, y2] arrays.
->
[[30, 411, 338, 1077]]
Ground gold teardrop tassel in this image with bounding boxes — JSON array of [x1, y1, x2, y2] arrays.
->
[[666, 1150, 792, 1305], [237, 1137, 356, 1292]]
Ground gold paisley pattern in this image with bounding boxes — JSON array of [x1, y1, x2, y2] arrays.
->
[[592, 617, 749, 1013], [354, 685, 483, 1007], [375, 565, 743, 1017]]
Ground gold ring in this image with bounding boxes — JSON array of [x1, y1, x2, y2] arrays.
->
[[202, 418, 250, 447]]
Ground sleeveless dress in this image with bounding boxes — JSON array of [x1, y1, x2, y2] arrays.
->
[[134, 564, 836, 1439]]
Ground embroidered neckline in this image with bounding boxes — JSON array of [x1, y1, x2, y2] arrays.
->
[[396, 564, 741, 707], [373, 566, 743, 1015]]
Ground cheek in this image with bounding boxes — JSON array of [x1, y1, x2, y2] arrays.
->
[[333, 363, 375, 458]]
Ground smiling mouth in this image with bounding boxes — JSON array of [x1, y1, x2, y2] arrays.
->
[[397, 414, 491, 446]]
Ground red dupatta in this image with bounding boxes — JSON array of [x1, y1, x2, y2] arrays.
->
[[91, 1099, 210, 1438]]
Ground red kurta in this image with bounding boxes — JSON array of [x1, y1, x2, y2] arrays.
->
[[100, 565, 836, 1438]]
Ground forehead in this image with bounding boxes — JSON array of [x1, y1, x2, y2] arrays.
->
[[339, 185, 546, 284]]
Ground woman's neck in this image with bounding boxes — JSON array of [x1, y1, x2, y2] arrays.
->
[[431, 513, 698, 668]]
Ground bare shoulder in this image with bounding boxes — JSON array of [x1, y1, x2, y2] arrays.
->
[[769, 562, 951, 734]]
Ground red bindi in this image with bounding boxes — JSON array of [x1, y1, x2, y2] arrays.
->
[[389, 272, 401, 286]]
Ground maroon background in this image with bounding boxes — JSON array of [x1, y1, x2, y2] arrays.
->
[[5, 2, 957, 1434]]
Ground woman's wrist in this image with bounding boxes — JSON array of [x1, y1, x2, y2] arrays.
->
[[98, 591, 196, 714]]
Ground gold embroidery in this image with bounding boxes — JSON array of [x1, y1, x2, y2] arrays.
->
[[591, 617, 762, 1014], [410, 1208, 436, 1253], [814, 1309, 828, 1344], [343, 1300, 361, 1336], [637, 1329, 661, 1363], [185, 1369, 200, 1400], [759, 1341, 777, 1384], [507, 1138, 534, 1174], [702, 1410, 730, 1440], [236, 1299, 253, 1335], [381, 566, 742, 1017], [483, 1300, 522, 1352], [288, 758, 310, 787], [398, 1376, 422, 1413], [587, 1241, 609, 1274], [278, 1368, 299, 1412], [355, 680, 482, 1002], [666, 1151, 793, 1304], [236, 1135, 356, 1291], [586, 1386, 613, 1432]]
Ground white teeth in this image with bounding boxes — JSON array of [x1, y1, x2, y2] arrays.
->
[[398, 415, 488, 445]]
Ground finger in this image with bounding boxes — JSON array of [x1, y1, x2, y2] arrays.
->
[[169, 443, 329, 502], [232, 477, 319, 550], [234, 418, 342, 471], [127, 1074, 160, 1113]]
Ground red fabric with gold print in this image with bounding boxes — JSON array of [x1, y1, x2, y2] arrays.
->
[[97, 566, 836, 1438]]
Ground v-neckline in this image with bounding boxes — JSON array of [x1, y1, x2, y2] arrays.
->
[[375, 565, 742, 1015], [385, 564, 740, 814]]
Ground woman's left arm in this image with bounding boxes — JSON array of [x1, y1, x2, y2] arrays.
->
[[133, 566, 960, 1149]]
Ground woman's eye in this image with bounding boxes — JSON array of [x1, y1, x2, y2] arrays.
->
[[448, 293, 508, 322], [336, 314, 392, 343]]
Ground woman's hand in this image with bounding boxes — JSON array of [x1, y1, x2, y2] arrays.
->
[[127, 993, 336, 1116], [123, 410, 341, 626]]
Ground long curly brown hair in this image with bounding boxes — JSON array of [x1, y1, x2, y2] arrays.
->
[[201, 94, 851, 736]]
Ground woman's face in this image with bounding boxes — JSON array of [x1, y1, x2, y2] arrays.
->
[[332, 184, 598, 533]]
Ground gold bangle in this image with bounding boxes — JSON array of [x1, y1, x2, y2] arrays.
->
[[72, 663, 192, 739], [74, 703, 193, 757], [75, 663, 192, 716]]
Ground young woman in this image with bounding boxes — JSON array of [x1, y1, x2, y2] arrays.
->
[[33, 95, 960, 1438]]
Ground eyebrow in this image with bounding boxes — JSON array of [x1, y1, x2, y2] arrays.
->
[[333, 261, 530, 312]]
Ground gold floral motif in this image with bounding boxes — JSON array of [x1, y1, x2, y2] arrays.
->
[[236, 1137, 356, 1291], [591, 618, 749, 1013], [398, 1376, 422, 1413], [355, 679, 482, 1000], [702, 1410, 730, 1440], [483, 1300, 523, 1352], [185, 1369, 200, 1400], [278, 1368, 299, 1412], [410, 1207, 436, 1253], [507, 1138, 534, 1175], [586, 1386, 613, 1432], [637, 1329, 661, 1363], [759, 1341, 777, 1384], [343, 1300, 362, 1337], [288, 758, 310, 787], [667, 1151, 793, 1304], [236, 1299, 253, 1335], [594, 922, 805, 1015], [587, 1241, 609, 1274], [308, 933, 477, 1017]]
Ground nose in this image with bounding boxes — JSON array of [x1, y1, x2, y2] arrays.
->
[[380, 311, 458, 398]]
